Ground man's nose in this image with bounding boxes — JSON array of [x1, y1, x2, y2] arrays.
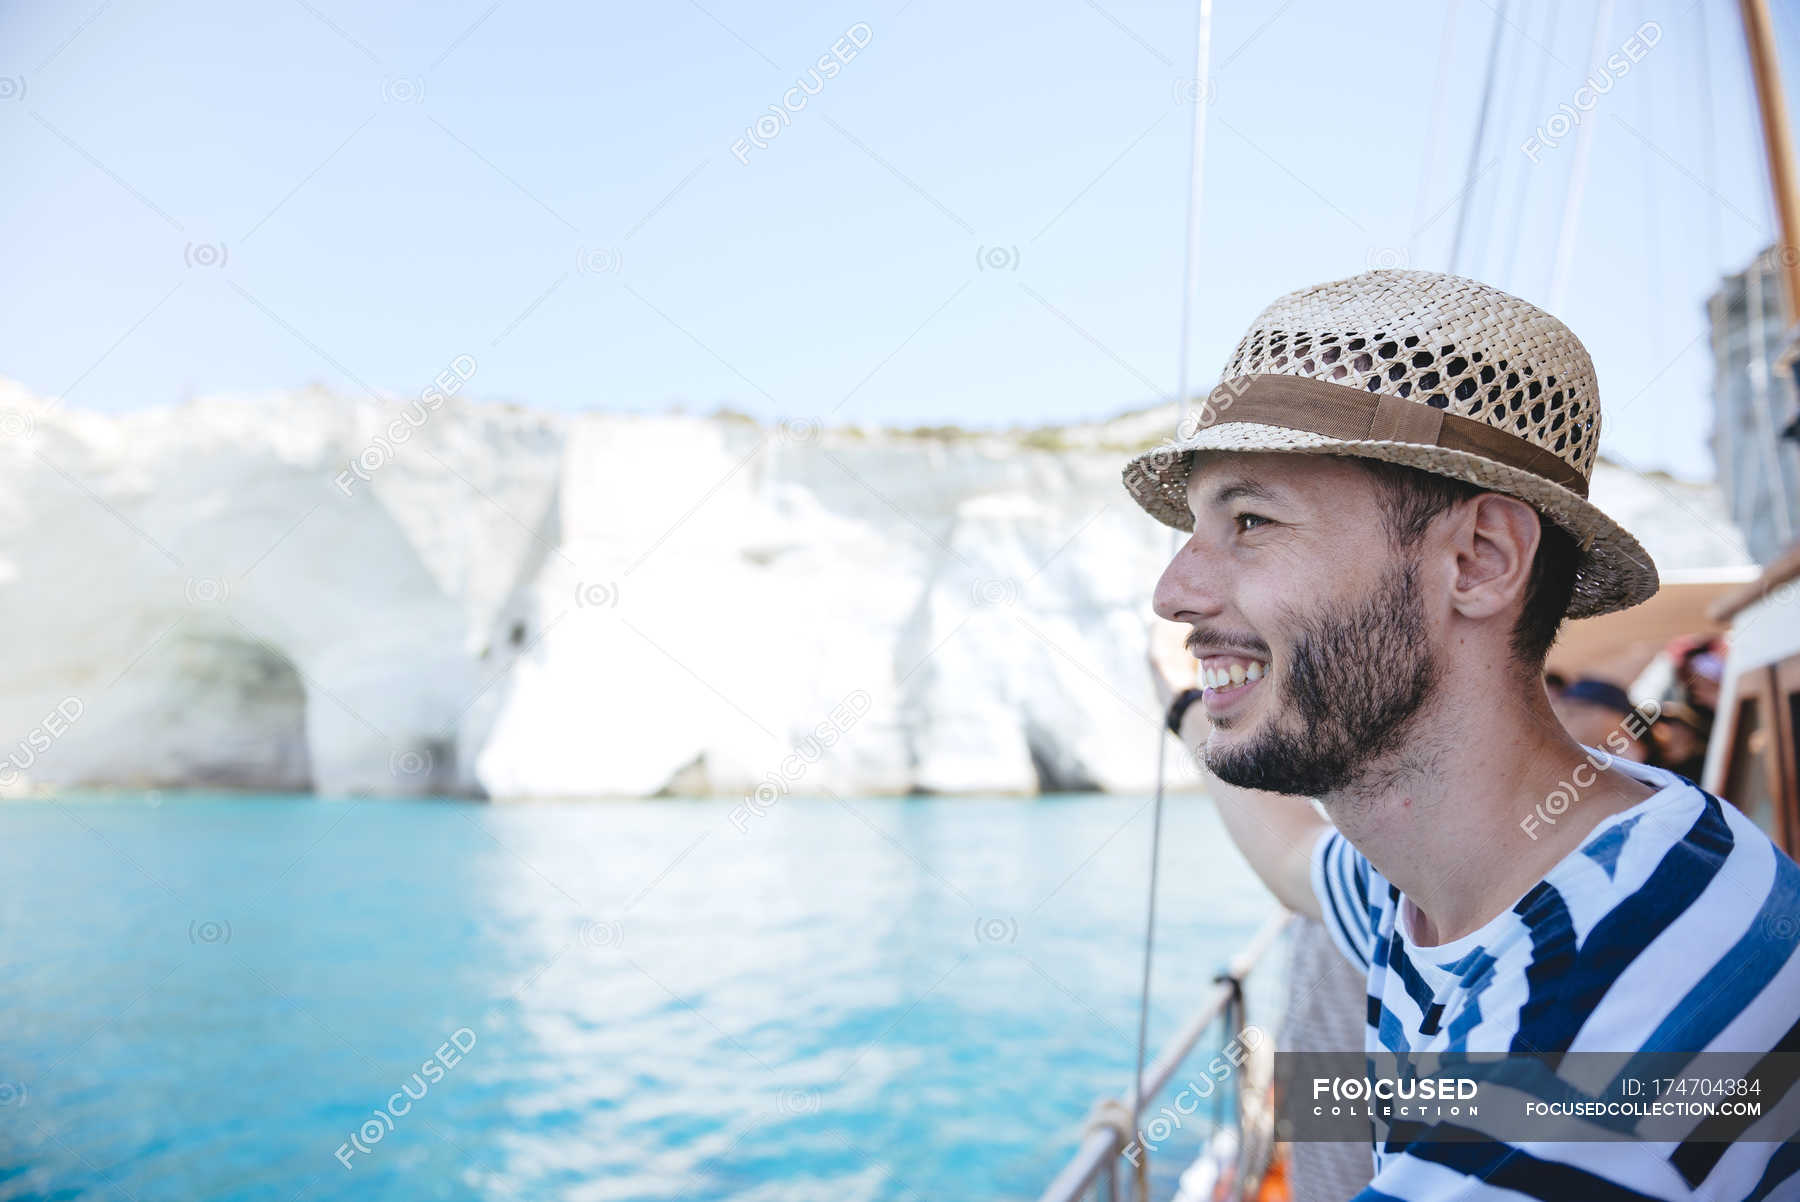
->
[[1152, 534, 1228, 623]]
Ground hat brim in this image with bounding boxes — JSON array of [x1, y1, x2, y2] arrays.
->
[[1121, 421, 1659, 620]]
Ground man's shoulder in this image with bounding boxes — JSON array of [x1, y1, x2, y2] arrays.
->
[[1566, 780, 1799, 944], [1525, 781, 1800, 1055]]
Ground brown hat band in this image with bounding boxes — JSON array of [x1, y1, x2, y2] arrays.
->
[[1198, 374, 1589, 497]]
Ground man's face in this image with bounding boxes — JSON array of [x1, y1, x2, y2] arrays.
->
[[1152, 452, 1442, 796]]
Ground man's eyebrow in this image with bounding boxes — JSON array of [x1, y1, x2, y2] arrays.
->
[[1205, 478, 1281, 507]]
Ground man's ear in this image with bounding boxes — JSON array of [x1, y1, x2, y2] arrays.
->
[[1448, 493, 1540, 622]]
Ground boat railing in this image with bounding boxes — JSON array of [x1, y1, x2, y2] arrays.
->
[[1036, 909, 1293, 1202]]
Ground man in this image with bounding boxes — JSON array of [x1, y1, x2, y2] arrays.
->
[[1127, 271, 1800, 1200]]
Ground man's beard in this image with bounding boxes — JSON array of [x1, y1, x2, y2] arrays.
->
[[1204, 556, 1437, 797]]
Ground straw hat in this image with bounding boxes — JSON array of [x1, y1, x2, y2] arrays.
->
[[1122, 269, 1658, 618]]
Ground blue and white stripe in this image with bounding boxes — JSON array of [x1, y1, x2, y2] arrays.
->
[[1309, 757, 1800, 1201]]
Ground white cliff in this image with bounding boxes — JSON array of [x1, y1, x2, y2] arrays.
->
[[0, 379, 1752, 799]]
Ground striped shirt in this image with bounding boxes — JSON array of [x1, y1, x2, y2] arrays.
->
[[1311, 754, 1800, 1201]]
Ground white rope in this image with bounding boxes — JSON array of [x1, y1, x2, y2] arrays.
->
[[1500, 0, 1560, 290], [1693, 0, 1722, 274], [1086, 1097, 1152, 1202], [1130, 0, 1214, 1194], [1450, 0, 1511, 274], [1472, 0, 1526, 279], [1411, 1, 1460, 265], [1548, 0, 1615, 311], [1639, 0, 1664, 354], [1461, 0, 1519, 278]]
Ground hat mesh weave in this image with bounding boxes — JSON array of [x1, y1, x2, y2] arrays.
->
[[1221, 271, 1599, 479]]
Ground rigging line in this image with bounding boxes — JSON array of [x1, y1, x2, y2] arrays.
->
[[1132, 564, 1173, 1170], [1411, 0, 1460, 265], [1694, 0, 1723, 273], [1449, 0, 1511, 274], [1636, 0, 1670, 473], [1547, 0, 1616, 312], [1639, 0, 1663, 356], [1501, 0, 1561, 292], [1130, 0, 1213, 1179], [1473, 0, 1526, 281]]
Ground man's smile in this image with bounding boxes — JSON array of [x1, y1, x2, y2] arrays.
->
[[1198, 654, 1266, 688], [1198, 653, 1268, 719]]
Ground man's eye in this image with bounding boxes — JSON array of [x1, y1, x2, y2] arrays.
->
[[1234, 512, 1270, 533]]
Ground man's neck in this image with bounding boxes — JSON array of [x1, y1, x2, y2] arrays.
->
[[1318, 670, 1661, 947]]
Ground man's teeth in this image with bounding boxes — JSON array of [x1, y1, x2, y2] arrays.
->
[[1204, 662, 1266, 689]]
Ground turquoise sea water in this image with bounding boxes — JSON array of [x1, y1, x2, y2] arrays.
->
[[1, 793, 1277, 1201]]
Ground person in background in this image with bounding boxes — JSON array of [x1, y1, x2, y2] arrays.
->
[[1548, 677, 1653, 764], [1543, 669, 1567, 698], [1651, 700, 1712, 782], [1670, 634, 1726, 721]]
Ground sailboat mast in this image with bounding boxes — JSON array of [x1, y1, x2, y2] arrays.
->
[[1740, 0, 1800, 317]]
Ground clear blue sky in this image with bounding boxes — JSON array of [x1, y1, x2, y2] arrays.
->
[[2, 0, 1793, 479]]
